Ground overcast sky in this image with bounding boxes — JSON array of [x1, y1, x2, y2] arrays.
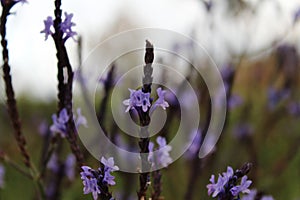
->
[[0, 0, 300, 101]]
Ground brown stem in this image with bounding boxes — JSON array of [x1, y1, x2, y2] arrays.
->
[[1, 1, 31, 169]]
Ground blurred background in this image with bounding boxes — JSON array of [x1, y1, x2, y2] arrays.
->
[[1, 0, 300, 199]]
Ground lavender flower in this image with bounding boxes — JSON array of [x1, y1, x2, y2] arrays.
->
[[123, 89, 151, 112], [50, 108, 87, 137], [74, 108, 87, 129], [81, 166, 101, 200], [150, 87, 169, 114], [65, 154, 76, 181], [41, 16, 54, 40], [207, 165, 252, 199], [60, 12, 77, 41], [80, 157, 119, 200], [50, 108, 69, 137], [0, 164, 4, 188], [230, 176, 252, 196], [101, 157, 119, 185], [148, 136, 172, 168]]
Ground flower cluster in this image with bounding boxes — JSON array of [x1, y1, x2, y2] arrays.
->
[[123, 87, 169, 114], [207, 166, 252, 199], [50, 108, 87, 138], [0, 164, 4, 189], [41, 12, 77, 41], [80, 157, 119, 200], [148, 136, 172, 168], [47, 153, 76, 181]]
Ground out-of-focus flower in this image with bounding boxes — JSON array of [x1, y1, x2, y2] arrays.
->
[[0, 164, 5, 188], [41, 16, 54, 40], [293, 8, 300, 24], [60, 12, 77, 41], [267, 87, 290, 110], [65, 154, 76, 181], [74, 108, 87, 129], [50, 108, 69, 137], [233, 123, 253, 140], [287, 102, 300, 117], [228, 94, 243, 110], [80, 157, 119, 200], [241, 189, 274, 200], [185, 129, 202, 159], [50, 108, 87, 137], [47, 153, 59, 173], [148, 136, 172, 168]]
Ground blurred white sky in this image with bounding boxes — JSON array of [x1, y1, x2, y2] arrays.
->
[[1, 0, 300, 101]]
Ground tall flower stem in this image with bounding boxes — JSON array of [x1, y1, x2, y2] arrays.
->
[[137, 40, 154, 199], [1, 2, 45, 198], [52, 0, 84, 168]]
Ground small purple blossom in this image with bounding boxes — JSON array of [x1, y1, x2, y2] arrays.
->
[[50, 108, 69, 137], [207, 166, 252, 198], [0, 164, 5, 188], [50, 108, 87, 137], [287, 101, 300, 117], [228, 94, 243, 110], [81, 166, 101, 200], [123, 89, 151, 112], [233, 123, 253, 140], [148, 136, 172, 168], [41, 16, 54, 40], [60, 12, 77, 41], [267, 87, 290, 110], [74, 108, 87, 129], [150, 87, 169, 114], [230, 176, 252, 196], [80, 157, 119, 199]]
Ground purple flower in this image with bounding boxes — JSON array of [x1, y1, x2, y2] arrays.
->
[[101, 157, 119, 172], [101, 157, 119, 185], [228, 94, 243, 110], [267, 87, 290, 110], [207, 174, 227, 197], [148, 136, 172, 168], [50, 108, 69, 137], [47, 153, 59, 173], [65, 154, 76, 181], [233, 123, 253, 140], [230, 176, 252, 196], [41, 16, 54, 40], [0, 164, 5, 188], [74, 108, 87, 129], [81, 157, 119, 199], [207, 166, 252, 198], [60, 12, 77, 41], [150, 87, 169, 114], [80, 166, 101, 200], [123, 89, 151, 112], [287, 102, 300, 117]]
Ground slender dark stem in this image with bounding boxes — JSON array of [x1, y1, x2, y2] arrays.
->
[[52, 0, 84, 168], [137, 40, 154, 200], [1, 0, 32, 169], [151, 170, 162, 200]]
